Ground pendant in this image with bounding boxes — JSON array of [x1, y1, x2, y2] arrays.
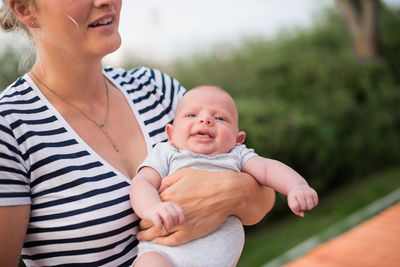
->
[[96, 122, 119, 152]]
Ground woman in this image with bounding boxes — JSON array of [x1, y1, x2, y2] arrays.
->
[[0, 0, 275, 266]]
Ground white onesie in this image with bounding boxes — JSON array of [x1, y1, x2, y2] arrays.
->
[[135, 142, 257, 267]]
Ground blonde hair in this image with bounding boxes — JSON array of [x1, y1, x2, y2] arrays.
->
[[0, 0, 37, 73], [0, 0, 34, 35]]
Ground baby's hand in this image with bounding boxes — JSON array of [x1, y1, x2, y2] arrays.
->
[[287, 185, 318, 217], [143, 202, 185, 233]]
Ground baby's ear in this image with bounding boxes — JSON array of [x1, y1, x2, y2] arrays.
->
[[165, 124, 174, 143], [236, 131, 246, 145]]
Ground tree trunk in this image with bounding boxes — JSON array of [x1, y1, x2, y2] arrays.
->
[[338, 0, 380, 59]]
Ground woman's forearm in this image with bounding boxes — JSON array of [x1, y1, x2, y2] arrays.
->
[[229, 172, 275, 225], [0, 205, 30, 267]]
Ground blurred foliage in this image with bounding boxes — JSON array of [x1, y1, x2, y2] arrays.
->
[[1, 5, 399, 224], [167, 6, 400, 220], [0, 46, 22, 90]]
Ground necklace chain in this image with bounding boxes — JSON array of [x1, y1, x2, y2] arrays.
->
[[30, 71, 119, 152]]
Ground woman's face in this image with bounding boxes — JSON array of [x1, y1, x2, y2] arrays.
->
[[34, 0, 122, 59]]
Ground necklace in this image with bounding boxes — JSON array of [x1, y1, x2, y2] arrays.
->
[[30, 71, 120, 152]]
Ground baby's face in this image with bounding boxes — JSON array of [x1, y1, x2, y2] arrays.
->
[[166, 86, 245, 156]]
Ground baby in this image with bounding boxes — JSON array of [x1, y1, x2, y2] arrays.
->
[[130, 85, 318, 267]]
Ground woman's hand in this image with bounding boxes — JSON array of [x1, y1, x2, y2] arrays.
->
[[136, 168, 275, 246]]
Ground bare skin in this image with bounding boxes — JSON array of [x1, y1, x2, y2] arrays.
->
[[0, 206, 30, 267]]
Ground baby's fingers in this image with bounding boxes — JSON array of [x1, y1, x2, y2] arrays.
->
[[305, 195, 318, 210], [288, 197, 303, 217], [159, 202, 184, 231], [295, 195, 309, 211], [304, 189, 318, 210], [150, 214, 163, 230], [312, 190, 319, 207]]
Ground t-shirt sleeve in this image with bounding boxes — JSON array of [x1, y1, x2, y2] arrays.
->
[[149, 68, 186, 118], [235, 144, 258, 169], [137, 142, 172, 178], [0, 115, 31, 206]]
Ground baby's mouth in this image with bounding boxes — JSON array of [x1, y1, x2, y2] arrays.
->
[[192, 130, 214, 139]]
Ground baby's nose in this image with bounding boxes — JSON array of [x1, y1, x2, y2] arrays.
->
[[199, 117, 214, 126]]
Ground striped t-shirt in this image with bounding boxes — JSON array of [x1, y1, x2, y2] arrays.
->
[[0, 67, 185, 266]]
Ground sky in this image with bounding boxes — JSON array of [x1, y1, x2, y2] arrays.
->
[[1, 0, 399, 65], [110, 0, 334, 64]]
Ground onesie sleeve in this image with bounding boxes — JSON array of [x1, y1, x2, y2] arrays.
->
[[235, 144, 258, 170], [0, 114, 31, 206], [137, 142, 173, 178]]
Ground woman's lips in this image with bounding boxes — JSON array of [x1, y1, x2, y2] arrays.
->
[[89, 17, 113, 27]]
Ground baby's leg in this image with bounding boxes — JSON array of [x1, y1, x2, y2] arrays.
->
[[134, 251, 173, 267]]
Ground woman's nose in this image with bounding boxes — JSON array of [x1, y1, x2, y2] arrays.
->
[[93, 0, 113, 8]]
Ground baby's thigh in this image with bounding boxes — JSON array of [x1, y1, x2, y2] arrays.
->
[[134, 251, 173, 267], [137, 216, 244, 267]]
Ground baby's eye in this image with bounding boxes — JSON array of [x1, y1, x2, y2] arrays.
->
[[215, 116, 224, 121], [187, 114, 196, 118]]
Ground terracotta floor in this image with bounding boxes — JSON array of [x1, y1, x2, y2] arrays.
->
[[284, 201, 400, 267]]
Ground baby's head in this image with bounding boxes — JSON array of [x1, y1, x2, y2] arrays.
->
[[166, 85, 246, 156]]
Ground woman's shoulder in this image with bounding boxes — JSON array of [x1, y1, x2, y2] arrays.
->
[[0, 76, 32, 102], [104, 66, 165, 84], [104, 66, 186, 94]]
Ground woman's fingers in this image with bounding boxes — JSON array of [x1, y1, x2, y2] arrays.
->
[[159, 170, 185, 193], [137, 223, 168, 241], [154, 230, 190, 247], [138, 219, 153, 230], [174, 204, 185, 225]]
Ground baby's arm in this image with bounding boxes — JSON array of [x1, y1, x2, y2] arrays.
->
[[130, 167, 184, 231], [242, 156, 318, 217]]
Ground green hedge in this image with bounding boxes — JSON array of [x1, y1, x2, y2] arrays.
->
[[168, 7, 400, 217]]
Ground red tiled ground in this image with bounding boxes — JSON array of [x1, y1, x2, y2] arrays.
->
[[284, 201, 400, 267]]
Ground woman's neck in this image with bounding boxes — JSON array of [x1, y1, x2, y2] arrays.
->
[[30, 55, 106, 104]]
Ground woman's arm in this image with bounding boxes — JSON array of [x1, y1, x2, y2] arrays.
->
[[0, 205, 30, 267], [233, 170, 275, 225], [137, 168, 275, 246]]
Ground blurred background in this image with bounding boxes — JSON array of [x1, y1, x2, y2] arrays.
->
[[1, 0, 400, 266]]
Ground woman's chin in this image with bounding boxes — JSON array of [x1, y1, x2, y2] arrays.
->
[[93, 35, 122, 58], [106, 36, 122, 54]]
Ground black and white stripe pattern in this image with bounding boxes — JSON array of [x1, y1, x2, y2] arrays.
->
[[0, 67, 185, 266]]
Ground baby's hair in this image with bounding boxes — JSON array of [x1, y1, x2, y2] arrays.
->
[[191, 85, 226, 94], [189, 85, 236, 105], [181, 85, 240, 122]]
